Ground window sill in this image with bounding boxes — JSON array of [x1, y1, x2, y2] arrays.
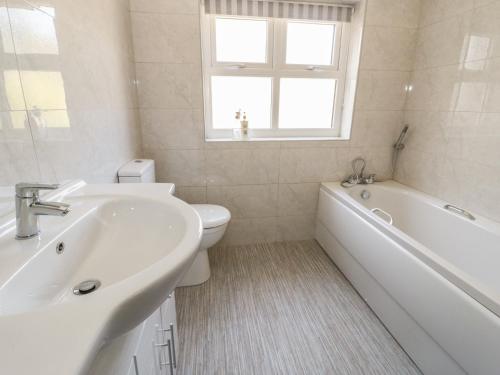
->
[[205, 136, 349, 142]]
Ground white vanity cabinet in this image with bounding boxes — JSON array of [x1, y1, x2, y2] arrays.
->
[[88, 293, 178, 375]]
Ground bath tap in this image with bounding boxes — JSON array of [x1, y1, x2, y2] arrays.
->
[[341, 158, 376, 188], [15, 183, 70, 240]]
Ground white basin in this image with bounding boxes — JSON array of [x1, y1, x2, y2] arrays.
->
[[0, 181, 202, 375]]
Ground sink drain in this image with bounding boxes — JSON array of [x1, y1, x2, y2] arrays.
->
[[73, 280, 101, 295]]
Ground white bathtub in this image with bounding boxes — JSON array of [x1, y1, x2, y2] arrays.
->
[[315, 181, 500, 375]]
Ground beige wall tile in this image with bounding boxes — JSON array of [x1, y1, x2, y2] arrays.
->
[[145, 148, 206, 186], [279, 148, 349, 183], [360, 26, 416, 71], [400, 0, 500, 222], [220, 217, 278, 246], [419, 0, 474, 26], [175, 186, 207, 204], [139, 109, 204, 150], [403, 110, 452, 156], [365, 0, 421, 28], [350, 110, 405, 148], [470, 2, 500, 60], [482, 57, 500, 112], [406, 65, 461, 111], [204, 140, 281, 149], [277, 215, 316, 242], [279, 140, 350, 149], [414, 13, 471, 70], [278, 183, 320, 216], [206, 148, 280, 185], [132, 13, 200, 63], [136, 63, 203, 109], [355, 70, 411, 111], [474, 0, 498, 8], [130, 0, 198, 14], [207, 184, 278, 218]]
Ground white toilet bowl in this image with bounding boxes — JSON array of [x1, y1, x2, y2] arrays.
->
[[116, 160, 230, 287], [178, 204, 230, 287]]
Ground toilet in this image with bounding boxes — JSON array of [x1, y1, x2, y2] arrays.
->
[[118, 159, 231, 287], [177, 204, 230, 286]]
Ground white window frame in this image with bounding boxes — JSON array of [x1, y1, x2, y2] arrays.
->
[[201, 13, 351, 140]]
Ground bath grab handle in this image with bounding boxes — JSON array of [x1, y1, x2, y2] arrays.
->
[[371, 208, 393, 225], [444, 204, 475, 221]]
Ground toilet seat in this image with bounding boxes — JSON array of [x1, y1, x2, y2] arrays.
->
[[192, 204, 231, 229]]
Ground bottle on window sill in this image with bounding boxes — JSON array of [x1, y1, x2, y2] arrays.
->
[[241, 112, 249, 138], [233, 109, 243, 139]]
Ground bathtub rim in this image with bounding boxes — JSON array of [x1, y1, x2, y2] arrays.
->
[[320, 180, 500, 319]]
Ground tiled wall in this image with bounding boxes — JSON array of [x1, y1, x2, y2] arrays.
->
[[131, 0, 420, 245], [0, 0, 141, 191], [398, 0, 500, 222]]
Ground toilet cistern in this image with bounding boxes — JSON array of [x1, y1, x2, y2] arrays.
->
[[15, 183, 70, 240]]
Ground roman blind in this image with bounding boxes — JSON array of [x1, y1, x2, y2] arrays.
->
[[203, 0, 353, 22]]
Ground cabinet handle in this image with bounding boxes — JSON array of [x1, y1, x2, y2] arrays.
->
[[159, 324, 176, 368], [169, 324, 176, 369], [167, 339, 174, 375], [133, 355, 140, 375], [157, 340, 174, 375]]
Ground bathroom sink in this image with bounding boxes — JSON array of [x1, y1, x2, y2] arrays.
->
[[0, 181, 202, 375]]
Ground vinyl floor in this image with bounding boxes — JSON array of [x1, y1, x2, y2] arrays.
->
[[175, 240, 421, 375]]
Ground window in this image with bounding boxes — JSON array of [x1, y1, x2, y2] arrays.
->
[[201, 13, 350, 140]]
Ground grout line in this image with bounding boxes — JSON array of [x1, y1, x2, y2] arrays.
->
[[135, 61, 201, 66], [130, 10, 199, 16], [411, 57, 500, 72], [364, 24, 419, 31]]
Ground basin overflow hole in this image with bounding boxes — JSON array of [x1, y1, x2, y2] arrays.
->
[[56, 242, 65, 254], [360, 190, 371, 200]]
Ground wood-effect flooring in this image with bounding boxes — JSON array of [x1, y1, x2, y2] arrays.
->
[[176, 240, 421, 375]]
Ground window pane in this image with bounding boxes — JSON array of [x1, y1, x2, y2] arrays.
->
[[211, 76, 272, 129], [286, 22, 335, 66], [279, 78, 336, 129], [215, 18, 267, 63]]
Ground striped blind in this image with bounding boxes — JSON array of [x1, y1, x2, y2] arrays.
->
[[203, 0, 353, 22]]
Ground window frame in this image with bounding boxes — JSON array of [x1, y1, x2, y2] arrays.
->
[[201, 13, 351, 140]]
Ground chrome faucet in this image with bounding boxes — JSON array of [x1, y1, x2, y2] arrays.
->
[[15, 183, 70, 240], [341, 158, 376, 188]]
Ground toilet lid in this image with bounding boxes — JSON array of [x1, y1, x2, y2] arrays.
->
[[192, 204, 231, 229]]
